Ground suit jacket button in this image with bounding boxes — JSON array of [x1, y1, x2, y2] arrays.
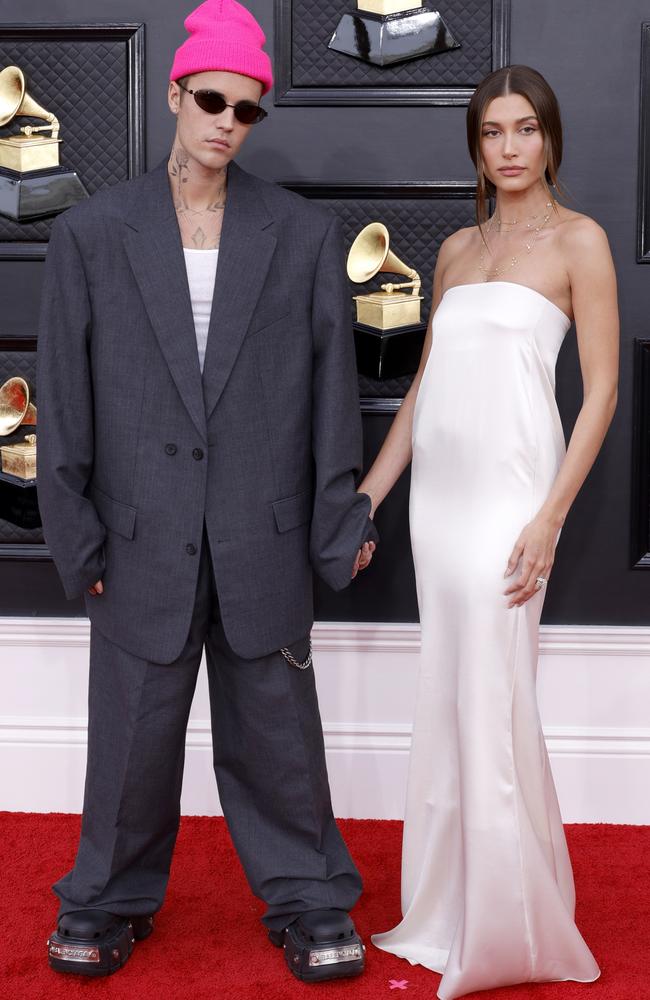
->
[[192, 448, 204, 461], [186, 543, 197, 556], [165, 443, 177, 456]]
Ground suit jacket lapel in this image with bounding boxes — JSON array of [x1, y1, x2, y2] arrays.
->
[[201, 161, 277, 422], [122, 159, 208, 443]]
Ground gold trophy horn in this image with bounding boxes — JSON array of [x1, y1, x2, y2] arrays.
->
[[0, 65, 60, 136], [347, 222, 423, 331], [0, 376, 31, 436], [0, 65, 61, 173]]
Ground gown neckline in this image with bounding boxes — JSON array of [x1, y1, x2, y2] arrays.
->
[[441, 281, 572, 325]]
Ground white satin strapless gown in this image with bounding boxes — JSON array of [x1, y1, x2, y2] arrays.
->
[[372, 282, 600, 999]]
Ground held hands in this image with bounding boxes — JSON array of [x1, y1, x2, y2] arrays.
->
[[352, 487, 378, 579], [88, 580, 104, 596], [503, 514, 559, 608], [352, 541, 376, 579]]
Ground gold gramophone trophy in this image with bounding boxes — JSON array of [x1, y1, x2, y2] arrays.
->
[[0, 65, 88, 221], [328, 2, 459, 67], [0, 375, 40, 528], [0, 375, 37, 489], [347, 222, 427, 379]]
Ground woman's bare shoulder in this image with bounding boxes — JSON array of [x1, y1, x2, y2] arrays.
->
[[555, 206, 609, 252], [437, 224, 480, 262]]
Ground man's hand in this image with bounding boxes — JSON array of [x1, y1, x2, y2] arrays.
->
[[88, 580, 104, 596], [351, 541, 376, 579]]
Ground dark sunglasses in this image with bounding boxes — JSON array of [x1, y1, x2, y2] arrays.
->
[[177, 81, 267, 125]]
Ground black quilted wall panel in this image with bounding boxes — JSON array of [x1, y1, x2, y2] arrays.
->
[[285, 185, 476, 397], [0, 517, 42, 546], [0, 25, 143, 249], [0, 348, 36, 395], [292, 0, 492, 88]]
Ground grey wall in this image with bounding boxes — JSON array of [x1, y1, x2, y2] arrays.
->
[[0, 0, 648, 623]]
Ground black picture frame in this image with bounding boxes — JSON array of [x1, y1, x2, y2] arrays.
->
[[638, 23, 650, 263], [281, 179, 477, 410], [631, 339, 650, 568], [0, 336, 49, 561], [274, 0, 510, 107], [0, 22, 145, 261]]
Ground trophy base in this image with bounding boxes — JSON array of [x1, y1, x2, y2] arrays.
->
[[0, 164, 88, 221], [0, 135, 61, 173], [355, 292, 423, 330], [328, 5, 460, 67], [354, 322, 427, 380], [0, 473, 41, 530]]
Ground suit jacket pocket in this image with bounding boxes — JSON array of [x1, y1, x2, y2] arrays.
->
[[272, 490, 312, 533], [89, 483, 137, 540], [246, 298, 291, 338]]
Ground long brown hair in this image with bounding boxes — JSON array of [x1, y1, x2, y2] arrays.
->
[[466, 65, 563, 227]]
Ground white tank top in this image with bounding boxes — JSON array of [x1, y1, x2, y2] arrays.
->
[[183, 247, 219, 373]]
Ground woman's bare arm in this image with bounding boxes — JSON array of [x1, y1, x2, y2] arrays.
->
[[505, 218, 619, 605]]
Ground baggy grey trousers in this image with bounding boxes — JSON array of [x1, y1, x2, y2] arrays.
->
[[53, 525, 362, 930]]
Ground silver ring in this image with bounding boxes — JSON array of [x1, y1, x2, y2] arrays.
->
[[534, 576, 547, 590]]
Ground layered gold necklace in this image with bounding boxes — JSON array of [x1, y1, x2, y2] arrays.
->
[[479, 201, 554, 279]]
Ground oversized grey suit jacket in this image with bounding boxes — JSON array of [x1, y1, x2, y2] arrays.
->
[[36, 158, 378, 663]]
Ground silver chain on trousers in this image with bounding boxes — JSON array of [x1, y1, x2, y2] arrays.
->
[[279, 638, 313, 670]]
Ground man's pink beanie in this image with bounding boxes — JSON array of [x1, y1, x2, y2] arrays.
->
[[170, 0, 273, 95]]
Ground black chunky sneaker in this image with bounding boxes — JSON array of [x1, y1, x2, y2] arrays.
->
[[269, 909, 365, 982], [47, 909, 154, 977]]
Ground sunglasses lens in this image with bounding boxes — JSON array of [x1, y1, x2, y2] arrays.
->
[[190, 89, 266, 125], [234, 103, 266, 125], [194, 91, 227, 115]]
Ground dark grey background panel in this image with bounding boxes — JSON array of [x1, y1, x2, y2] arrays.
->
[[0, 262, 43, 335], [631, 340, 650, 568], [638, 23, 650, 262], [0, 0, 648, 626]]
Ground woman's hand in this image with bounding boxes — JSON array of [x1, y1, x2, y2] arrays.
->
[[352, 541, 376, 579], [503, 515, 559, 608]]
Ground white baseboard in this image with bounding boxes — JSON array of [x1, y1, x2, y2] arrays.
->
[[1, 619, 649, 822]]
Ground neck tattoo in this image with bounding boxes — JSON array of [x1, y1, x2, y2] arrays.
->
[[168, 142, 227, 249]]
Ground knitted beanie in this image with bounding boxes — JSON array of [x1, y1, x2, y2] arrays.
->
[[170, 0, 273, 95]]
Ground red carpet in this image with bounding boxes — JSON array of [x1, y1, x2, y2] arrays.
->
[[0, 814, 647, 999]]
